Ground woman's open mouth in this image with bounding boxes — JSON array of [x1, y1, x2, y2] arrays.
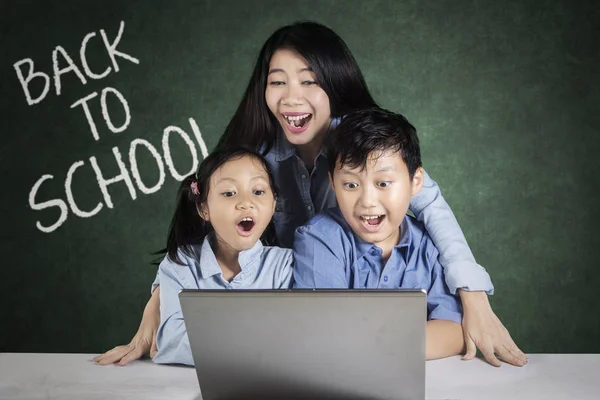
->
[[282, 113, 312, 133]]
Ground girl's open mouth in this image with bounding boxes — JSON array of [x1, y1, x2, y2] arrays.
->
[[283, 113, 312, 133], [237, 217, 255, 237]]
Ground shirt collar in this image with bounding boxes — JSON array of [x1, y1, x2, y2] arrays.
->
[[199, 233, 264, 278], [273, 132, 297, 162]]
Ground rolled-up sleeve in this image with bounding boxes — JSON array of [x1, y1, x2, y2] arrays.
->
[[409, 169, 494, 295], [152, 255, 194, 366]]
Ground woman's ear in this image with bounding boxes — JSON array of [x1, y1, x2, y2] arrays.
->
[[411, 167, 425, 196]]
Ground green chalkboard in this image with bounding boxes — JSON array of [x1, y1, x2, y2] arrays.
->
[[1, 0, 599, 354]]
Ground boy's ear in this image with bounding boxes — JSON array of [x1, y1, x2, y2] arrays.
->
[[197, 203, 210, 222], [411, 167, 425, 196]]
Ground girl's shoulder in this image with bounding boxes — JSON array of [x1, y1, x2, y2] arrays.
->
[[260, 245, 293, 264]]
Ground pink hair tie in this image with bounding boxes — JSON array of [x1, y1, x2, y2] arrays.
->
[[190, 181, 200, 195]]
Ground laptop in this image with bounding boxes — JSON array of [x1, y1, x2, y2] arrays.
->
[[179, 289, 426, 400]]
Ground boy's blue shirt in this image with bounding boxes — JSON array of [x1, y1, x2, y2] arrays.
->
[[292, 207, 463, 324], [152, 234, 293, 366]]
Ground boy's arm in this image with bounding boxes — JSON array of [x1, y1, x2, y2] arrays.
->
[[152, 257, 194, 366], [409, 169, 493, 294], [292, 225, 348, 289], [426, 319, 464, 360], [425, 250, 465, 360]]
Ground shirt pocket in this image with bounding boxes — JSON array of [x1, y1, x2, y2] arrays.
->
[[273, 197, 301, 248]]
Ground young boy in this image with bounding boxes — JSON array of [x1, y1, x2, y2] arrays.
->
[[292, 108, 465, 360]]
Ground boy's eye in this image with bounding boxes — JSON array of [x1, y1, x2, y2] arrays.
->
[[344, 182, 359, 189], [222, 191, 236, 197], [253, 190, 266, 196], [377, 181, 392, 188]]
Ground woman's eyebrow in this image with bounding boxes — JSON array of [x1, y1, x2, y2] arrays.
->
[[268, 67, 313, 75]]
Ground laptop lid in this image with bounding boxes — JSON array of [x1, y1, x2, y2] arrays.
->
[[179, 289, 426, 400]]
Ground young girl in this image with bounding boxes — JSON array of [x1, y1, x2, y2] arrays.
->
[[96, 21, 526, 368], [97, 147, 293, 366]]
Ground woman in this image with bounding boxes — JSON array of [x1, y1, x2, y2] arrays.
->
[[95, 21, 527, 368]]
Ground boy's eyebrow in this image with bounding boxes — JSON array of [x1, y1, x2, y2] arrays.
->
[[338, 168, 360, 176], [375, 166, 396, 173], [337, 166, 396, 175]]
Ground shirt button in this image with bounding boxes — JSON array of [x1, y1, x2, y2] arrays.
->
[[301, 174, 307, 179], [383, 275, 389, 282], [307, 205, 312, 211]]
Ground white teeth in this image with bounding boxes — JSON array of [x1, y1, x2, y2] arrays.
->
[[361, 215, 382, 220], [283, 113, 310, 121], [240, 217, 253, 222]]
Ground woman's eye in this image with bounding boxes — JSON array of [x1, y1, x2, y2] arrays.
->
[[269, 81, 285, 86], [378, 181, 392, 188], [222, 191, 236, 197], [302, 80, 317, 85]]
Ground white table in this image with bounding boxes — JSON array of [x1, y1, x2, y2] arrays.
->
[[1, 353, 598, 399]]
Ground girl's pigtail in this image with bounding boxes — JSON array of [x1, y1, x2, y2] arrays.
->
[[162, 174, 212, 265]]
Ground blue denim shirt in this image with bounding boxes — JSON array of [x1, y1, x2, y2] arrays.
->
[[292, 207, 462, 324], [263, 119, 494, 294], [152, 234, 293, 366]]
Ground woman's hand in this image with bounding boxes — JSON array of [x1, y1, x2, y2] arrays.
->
[[460, 290, 528, 367], [93, 287, 161, 366]]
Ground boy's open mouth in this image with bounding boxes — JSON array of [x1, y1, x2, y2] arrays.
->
[[359, 215, 385, 233], [283, 113, 312, 129], [237, 217, 255, 236], [360, 215, 384, 225]]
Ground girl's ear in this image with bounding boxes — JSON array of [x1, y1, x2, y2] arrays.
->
[[197, 202, 210, 222], [411, 167, 425, 196]]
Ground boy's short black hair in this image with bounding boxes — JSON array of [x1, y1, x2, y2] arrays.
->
[[326, 108, 422, 180]]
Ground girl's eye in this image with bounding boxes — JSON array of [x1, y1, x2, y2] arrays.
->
[[344, 182, 358, 189], [253, 190, 266, 196], [302, 80, 317, 85], [222, 191, 236, 197], [269, 81, 285, 86], [377, 181, 392, 188]]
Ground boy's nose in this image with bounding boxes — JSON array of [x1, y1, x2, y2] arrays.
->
[[359, 188, 378, 208]]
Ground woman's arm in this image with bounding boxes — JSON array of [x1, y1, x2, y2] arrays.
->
[[411, 169, 527, 367], [409, 169, 493, 294], [93, 286, 160, 366]]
